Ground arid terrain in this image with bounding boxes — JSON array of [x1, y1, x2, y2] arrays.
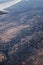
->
[[0, 0, 43, 65]]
